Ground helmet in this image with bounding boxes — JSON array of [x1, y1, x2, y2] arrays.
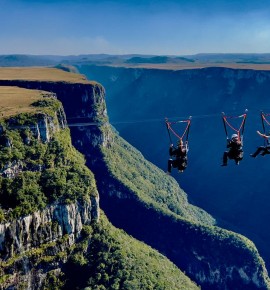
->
[[231, 134, 238, 139]]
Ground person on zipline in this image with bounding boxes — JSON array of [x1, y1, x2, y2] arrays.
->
[[222, 133, 243, 166], [250, 130, 270, 157], [167, 139, 188, 173]]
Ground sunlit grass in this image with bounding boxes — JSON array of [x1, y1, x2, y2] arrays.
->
[[0, 86, 50, 117], [0, 66, 99, 117], [0, 67, 96, 83]]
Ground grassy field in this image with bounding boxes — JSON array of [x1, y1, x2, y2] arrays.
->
[[0, 67, 96, 83], [0, 86, 49, 117]]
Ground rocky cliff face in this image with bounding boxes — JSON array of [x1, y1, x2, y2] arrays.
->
[[0, 80, 111, 168], [0, 104, 68, 180], [0, 199, 99, 289], [0, 199, 99, 260], [0, 88, 100, 289], [1, 77, 270, 289]]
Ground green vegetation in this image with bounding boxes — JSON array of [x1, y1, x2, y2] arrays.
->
[[102, 132, 215, 225], [42, 271, 65, 290], [0, 237, 70, 289], [31, 97, 62, 116], [0, 213, 200, 290], [0, 98, 97, 220], [64, 213, 199, 290], [0, 274, 12, 285]]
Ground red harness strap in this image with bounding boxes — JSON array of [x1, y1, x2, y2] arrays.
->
[[166, 119, 191, 143], [222, 113, 247, 140], [262, 113, 270, 127]]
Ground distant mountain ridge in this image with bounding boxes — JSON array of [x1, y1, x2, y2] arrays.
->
[[3, 53, 270, 68], [125, 56, 195, 64]]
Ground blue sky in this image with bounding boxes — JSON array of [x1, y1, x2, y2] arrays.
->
[[1, 0, 270, 55]]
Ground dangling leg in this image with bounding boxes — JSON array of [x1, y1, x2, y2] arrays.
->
[[177, 162, 184, 173], [260, 145, 270, 156], [167, 159, 173, 174], [235, 151, 243, 165], [178, 158, 187, 173], [221, 151, 228, 166], [250, 146, 265, 158]]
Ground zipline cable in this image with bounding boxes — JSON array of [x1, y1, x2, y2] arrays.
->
[[1, 109, 264, 130], [66, 109, 257, 126]]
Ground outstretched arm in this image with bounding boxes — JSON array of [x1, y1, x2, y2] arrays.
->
[[257, 130, 270, 139]]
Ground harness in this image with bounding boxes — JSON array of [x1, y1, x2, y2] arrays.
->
[[165, 117, 191, 152], [222, 110, 247, 144]]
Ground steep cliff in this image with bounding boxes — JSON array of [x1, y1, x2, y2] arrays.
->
[[0, 67, 270, 289], [0, 76, 200, 290], [0, 87, 100, 288]]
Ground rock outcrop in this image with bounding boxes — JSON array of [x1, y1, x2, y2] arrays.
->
[[0, 199, 99, 289], [0, 86, 100, 289], [0, 199, 99, 260]]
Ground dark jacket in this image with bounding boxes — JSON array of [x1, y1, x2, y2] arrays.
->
[[169, 146, 187, 160], [227, 139, 243, 159], [227, 139, 243, 152]]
